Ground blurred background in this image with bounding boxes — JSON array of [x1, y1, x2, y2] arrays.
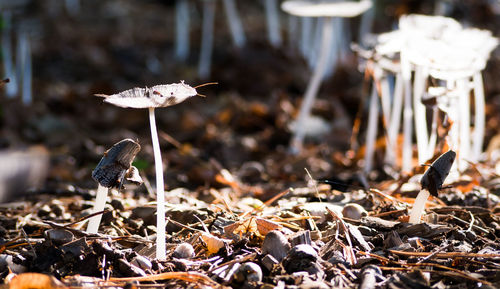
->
[[0, 0, 499, 201]]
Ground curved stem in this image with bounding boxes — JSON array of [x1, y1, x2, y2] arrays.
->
[[149, 107, 166, 260], [290, 17, 333, 153]]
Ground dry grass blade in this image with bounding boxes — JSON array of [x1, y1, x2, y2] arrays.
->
[[109, 271, 219, 287], [388, 250, 500, 259]]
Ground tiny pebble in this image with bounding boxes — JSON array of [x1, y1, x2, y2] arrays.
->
[[233, 262, 263, 283], [261, 230, 290, 262], [342, 203, 368, 220], [172, 243, 195, 259], [131, 255, 152, 270]]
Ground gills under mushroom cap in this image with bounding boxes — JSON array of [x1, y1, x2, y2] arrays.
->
[[95, 81, 198, 109], [281, 0, 372, 18]]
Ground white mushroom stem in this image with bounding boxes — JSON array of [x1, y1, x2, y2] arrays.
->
[[358, 4, 374, 46], [472, 72, 485, 161], [409, 189, 430, 224], [149, 107, 166, 260], [18, 31, 32, 105], [264, 0, 282, 47], [287, 15, 299, 50], [300, 17, 313, 61], [86, 184, 109, 234], [198, 0, 216, 79], [413, 65, 429, 163], [364, 81, 379, 174], [386, 72, 403, 166], [2, 12, 18, 97], [175, 0, 190, 61], [64, 0, 80, 16], [457, 78, 470, 171], [401, 54, 413, 173], [222, 0, 246, 48], [290, 17, 333, 153]]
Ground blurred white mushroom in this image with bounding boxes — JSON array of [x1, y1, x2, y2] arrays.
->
[[358, 14, 497, 174], [222, 0, 246, 48], [175, 0, 191, 61], [1, 12, 18, 97], [282, 0, 372, 153], [198, 0, 216, 79], [264, 0, 282, 47]]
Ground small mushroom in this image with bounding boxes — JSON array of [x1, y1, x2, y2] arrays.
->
[[409, 150, 455, 224], [87, 139, 141, 234]]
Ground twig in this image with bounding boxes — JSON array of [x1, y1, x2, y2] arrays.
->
[[21, 228, 36, 258], [208, 253, 257, 274], [109, 271, 219, 287], [305, 168, 321, 202], [416, 243, 452, 263], [389, 250, 500, 259]]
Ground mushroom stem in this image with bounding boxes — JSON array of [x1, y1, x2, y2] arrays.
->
[[409, 189, 430, 224], [149, 107, 166, 260], [264, 0, 282, 47], [2, 12, 17, 98], [18, 30, 32, 105], [86, 184, 109, 234], [198, 0, 215, 79], [290, 16, 333, 153], [175, 0, 190, 61], [222, 0, 246, 48], [472, 72, 485, 162]]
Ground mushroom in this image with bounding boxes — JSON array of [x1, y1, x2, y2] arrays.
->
[[409, 150, 455, 224], [87, 139, 141, 234], [281, 0, 372, 153], [95, 81, 215, 259]]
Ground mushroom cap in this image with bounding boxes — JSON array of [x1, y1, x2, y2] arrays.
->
[[96, 81, 197, 108], [281, 0, 372, 18]]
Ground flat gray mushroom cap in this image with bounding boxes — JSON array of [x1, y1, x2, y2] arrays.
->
[[281, 0, 372, 17]]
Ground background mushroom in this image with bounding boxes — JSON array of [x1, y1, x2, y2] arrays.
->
[[281, 0, 372, 153]]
